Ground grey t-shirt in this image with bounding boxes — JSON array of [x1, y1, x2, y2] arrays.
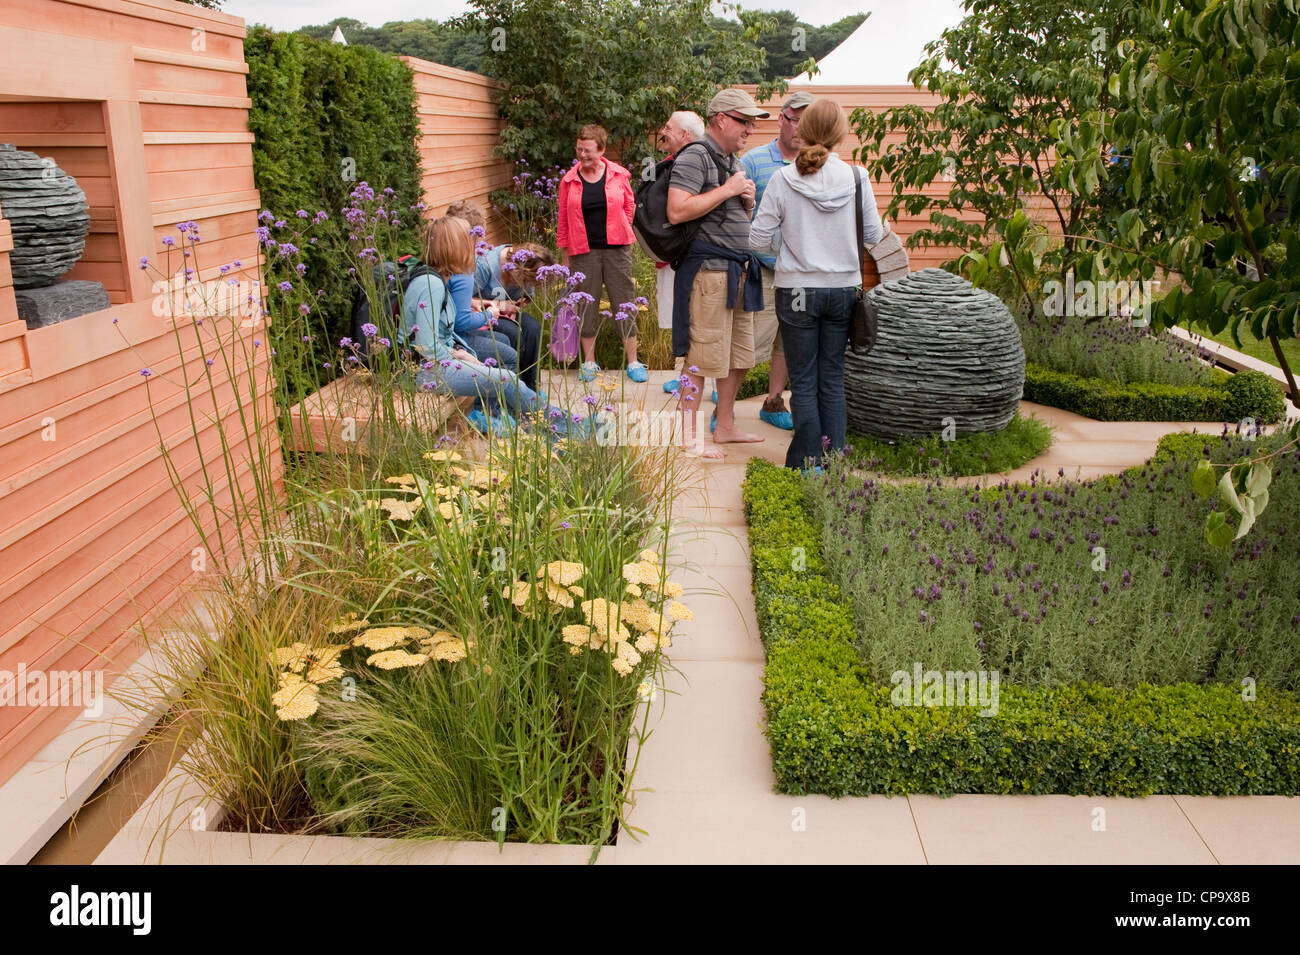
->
[[669, 132, 750, 271]]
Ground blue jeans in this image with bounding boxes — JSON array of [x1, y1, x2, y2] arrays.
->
[[415, 358, 578, 435], [490, 311, 542, 391], [775, 286, 855, 469], [462, 329, 519, 375]]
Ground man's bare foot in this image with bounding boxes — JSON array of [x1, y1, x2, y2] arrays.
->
[[683, 444, 727, 459], [713, 423, 764, 444]]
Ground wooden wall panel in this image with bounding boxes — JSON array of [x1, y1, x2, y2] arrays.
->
[[744, 83, 1067, 267], [0, 0, 275, 789], [403, 56, 513, 244]]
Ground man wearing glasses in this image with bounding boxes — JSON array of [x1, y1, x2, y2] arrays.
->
[[740, 91, 815, 432], [666, 88, 770, 458]]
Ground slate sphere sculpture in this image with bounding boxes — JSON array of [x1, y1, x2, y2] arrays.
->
[[0, 144, 91, 289], [845, 268, 1025, 441]]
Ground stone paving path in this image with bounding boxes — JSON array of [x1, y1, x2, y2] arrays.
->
[[590, 369, 1300, 864]]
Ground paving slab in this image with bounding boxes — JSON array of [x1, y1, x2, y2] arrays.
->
[[666, 522, 751, 569], [1173, 796, 1300, 864], [907, 794, 1217, 864], [617, 788, 924, 865]]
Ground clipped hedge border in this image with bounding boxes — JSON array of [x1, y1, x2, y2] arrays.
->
[[743, 457, 1300, 796], [1024, 362, 1285, 423]]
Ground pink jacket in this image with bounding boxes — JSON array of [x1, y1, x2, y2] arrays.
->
[[557, 157, 636, 255]]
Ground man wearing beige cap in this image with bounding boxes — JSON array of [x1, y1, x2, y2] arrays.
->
[[741, 90, 814, 432], [666, 87, 770, 458]]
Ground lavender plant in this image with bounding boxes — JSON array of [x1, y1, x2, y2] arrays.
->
[[815, 430, 1300, 690]]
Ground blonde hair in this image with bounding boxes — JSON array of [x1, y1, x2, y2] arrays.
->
[[424, 215, 475, 276], [444, 199, 487, 232], [794, 99, 849, 176]]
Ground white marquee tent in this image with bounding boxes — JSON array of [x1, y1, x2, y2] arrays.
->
[[801, 1, 967, 85]]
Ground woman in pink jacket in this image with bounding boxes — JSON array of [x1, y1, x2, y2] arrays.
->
[[557, 123, 647, 383]]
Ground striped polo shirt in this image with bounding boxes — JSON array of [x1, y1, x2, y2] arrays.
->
[[741, 139, 792, 270]]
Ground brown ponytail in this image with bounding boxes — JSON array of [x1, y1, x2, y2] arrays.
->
[[794, 100, 849, 175]]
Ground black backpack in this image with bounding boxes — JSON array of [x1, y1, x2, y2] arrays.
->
[[348, 254, 432, 365], [633, 140, 734, 269]]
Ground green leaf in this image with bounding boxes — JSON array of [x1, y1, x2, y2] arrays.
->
[[1219, 468, 1245, 515], [1205, 511, 1234, 549], [1192, 460, 1217, 498]]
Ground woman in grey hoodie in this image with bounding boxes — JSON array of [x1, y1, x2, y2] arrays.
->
[[749, 99, 884, 470]]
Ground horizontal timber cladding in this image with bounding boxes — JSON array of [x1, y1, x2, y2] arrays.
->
[[0, 0, 277, 788], [742, 84, 1066, 268], [402, 56, 515, 244]]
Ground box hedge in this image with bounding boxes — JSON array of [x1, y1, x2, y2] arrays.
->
[[1024, 363, 1285, 423], [743, 457, 1300, 796]]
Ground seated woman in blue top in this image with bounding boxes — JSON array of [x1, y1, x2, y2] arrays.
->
[[446, 199, 547, 393], [439, 218, 519, 376], [402, 215, 581, 436]]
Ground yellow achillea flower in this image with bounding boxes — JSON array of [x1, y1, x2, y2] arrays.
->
[[538, 560, 585, 587], [657, 580, 684, 599], [502, 581, 535, 609], [625, 582, 642, 597], [273, 673, 320, 720], [622, 561, 662, 588], [436, 501, 463, 522], [619, 599, 654, 631], [562, 624, 594, 649], [274, 642, 312, 673], [417, 630, 457, 653], [328, 613, 370, 635], [544, 580, 575, 608], [611, 640, 642, 677], [668, 600, 694, 622], [305, 646, 346, 684], [569, 584, 584, 597], [433, 484, 457, 499], [424, 449, 463, 463], [580, 598, 631, 647], [379, 497, 421, 521], [352, 626, 428, 651], [367, 649, 430, 669], [385, 474, 416, 487], [431, 638, 469, 662], [639, 549, 661, 564], [465, 466, 501, 489]]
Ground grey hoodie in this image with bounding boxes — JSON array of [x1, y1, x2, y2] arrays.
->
[[748, 152, 884, 289]]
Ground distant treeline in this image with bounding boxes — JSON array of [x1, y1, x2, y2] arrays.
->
[[295, 9, 866, 81]]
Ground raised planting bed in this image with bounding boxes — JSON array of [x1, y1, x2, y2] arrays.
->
[[742, 431, 1300, 797], [125, 422, 697, 857]]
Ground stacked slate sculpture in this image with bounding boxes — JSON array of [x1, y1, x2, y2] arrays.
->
[[0, 143, 106, 326], [844, 268, 1025, 440]]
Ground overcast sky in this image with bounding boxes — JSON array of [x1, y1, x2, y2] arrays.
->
[[220, 0, 877, 32]]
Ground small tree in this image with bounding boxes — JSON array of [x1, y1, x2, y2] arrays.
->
[[451, 0, 782, 172], [852, 0, 1161, 280], [1055, 0, 1299, 405]]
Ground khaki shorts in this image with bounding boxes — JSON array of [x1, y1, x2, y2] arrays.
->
[[752, 267, 784, 362], [686, 269, 755, 380]]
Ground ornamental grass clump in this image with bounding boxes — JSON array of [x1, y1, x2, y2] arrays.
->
[[815, 429, 1300, 690], [118, 195, 692, 855]]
